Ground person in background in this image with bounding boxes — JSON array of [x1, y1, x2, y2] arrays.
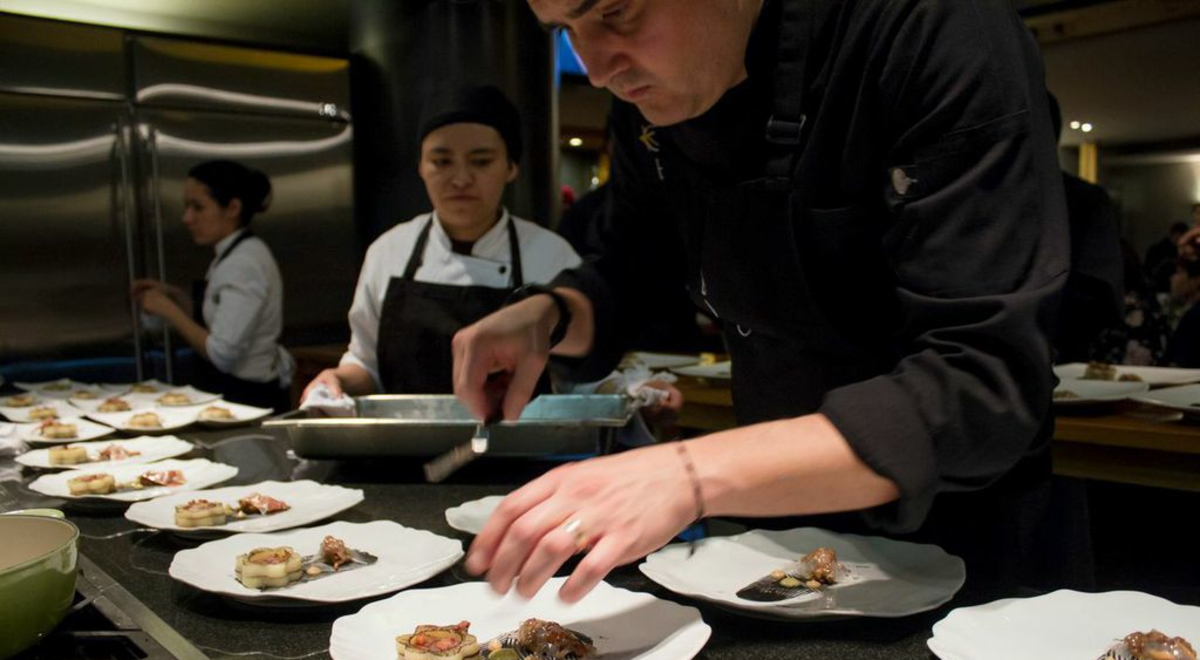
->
[[454, 0, 1072, 603], [1145, 221, 1189, 296], [301, 84, 581, 399], [1091, 240, 1171, 365], [1046, 92, 1124, 364], [133, 160, 293, 411], [1165, 207, 1200, 366]]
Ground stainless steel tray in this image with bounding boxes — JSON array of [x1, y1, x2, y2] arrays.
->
[[263, 394, 634, 459]]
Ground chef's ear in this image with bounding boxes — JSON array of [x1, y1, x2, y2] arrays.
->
[[225, 198, 243, 223], [506, 161, 519, 183]]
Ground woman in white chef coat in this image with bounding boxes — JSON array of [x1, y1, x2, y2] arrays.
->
[[303, 84, 581, 398], [134, 160, 294, 411]]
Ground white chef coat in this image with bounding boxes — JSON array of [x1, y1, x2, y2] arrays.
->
[[340, 210, 582, 389], [203, 229, 295, 385]]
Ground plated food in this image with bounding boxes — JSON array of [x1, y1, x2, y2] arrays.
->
[[18, 418, 114, 444], [927, 590, 1200, 660], [97, 397, 132, 413], [87, 408, 195, 434], [1, 399, 85, 423], [127, 480, 363, 533], [3, 393, 36, 407], [640, 527, 965, 619], [16, 436, 194, 471], [736, 546, 846, 602], [329, 578, 710, 660], [235, 535, 378, 590], [157, 392, 192, 406], [169, 520, 462, 604], [191, 400, 273, 427], [28, 458, 238, 502], [198, 405, 234, 421], [129, 412, 163, 429], [397, 621, 480, 660]]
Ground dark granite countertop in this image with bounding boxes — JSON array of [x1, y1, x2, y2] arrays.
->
[[1, 428, 997, 660]]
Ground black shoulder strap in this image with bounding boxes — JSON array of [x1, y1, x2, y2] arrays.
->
[[764, 0, 816, 190], [214, 228, 255, 267], [401, 218, 435, 280]]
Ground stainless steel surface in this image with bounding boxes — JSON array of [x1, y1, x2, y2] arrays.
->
[[266, 395, 633, 458], [0, 15, 125, 100], [132, 36, 351, 119], [145, 125, 174, 383], [0, 92, 136, 358], [115, 117, 145, 381], [137, 107, 357, 346]]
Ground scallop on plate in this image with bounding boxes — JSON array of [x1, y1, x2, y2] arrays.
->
[[0, 399, 85, 423], [329, 577, 711, 660], [177, 400, 274, 427], [27, 458, 238, 502], [86, 407, 197, 434], [125, 480, 364, 534], [928, 590, 1200, 660], [67, 394, 138, 414], [18, 418, 116, 445], [169, 520, 463, 605], [639, 527, 965, 620], [15, 435, 194, 470], [127, 385, 220, 408]]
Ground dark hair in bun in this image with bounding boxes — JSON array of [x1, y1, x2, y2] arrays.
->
[[188, 160, 273, 226]]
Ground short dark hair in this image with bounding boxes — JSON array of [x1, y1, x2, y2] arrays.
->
[[418, 84, 523, 164], [188, 160, 272, 227]]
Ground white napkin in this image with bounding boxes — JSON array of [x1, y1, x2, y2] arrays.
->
[[612, 362, 678, 409], [298, 383, 356, 417], [0, 422, 27, 458]]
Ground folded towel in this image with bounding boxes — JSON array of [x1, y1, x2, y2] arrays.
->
[[298, 383, 357, 418], [0, 423, 27, 458]]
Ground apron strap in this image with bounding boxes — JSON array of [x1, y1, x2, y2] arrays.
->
[[401, 214, 527, 288], [764, 0, 816, 190]]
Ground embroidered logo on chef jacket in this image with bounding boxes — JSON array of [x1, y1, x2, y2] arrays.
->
[[638, 125, 660, 153]]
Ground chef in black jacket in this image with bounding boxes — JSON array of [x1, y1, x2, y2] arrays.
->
[[454, 0, 1070, 602]]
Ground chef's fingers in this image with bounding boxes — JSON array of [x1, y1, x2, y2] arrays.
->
[[559, 533, 626, 603], [479, 495, 570, 595], [501, 354, 546, 421], [452, 329, 492, 421], [466, 474, 558, 575], [513, 517, 584, 599]]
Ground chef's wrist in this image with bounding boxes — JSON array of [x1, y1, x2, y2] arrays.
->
[[506, 284, 572, 348]]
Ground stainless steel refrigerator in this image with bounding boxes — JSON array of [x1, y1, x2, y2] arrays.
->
[[0, 14, 358, 384]]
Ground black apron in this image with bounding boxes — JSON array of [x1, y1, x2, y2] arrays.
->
[[375, 216, 550, 394], [667, 0, 1085, 593], [191, 230, 291, 412]]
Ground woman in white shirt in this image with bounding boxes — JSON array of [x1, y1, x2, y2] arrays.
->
[[134, 160, 294, 411], [304, 84, 581, 398]]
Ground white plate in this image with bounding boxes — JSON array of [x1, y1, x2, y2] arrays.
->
[[1130, 383, 1200, 413], [176, 400, 273, 427], [639, 527, 965, 619], [126, 480, 364, 533], [127, 385, 221, 408], [87, 408, 197, 434], [624, 352, 702, 370], [1052, 378, 1150, 405], [19, 418, 116, 445], [112, 379, 171, 395], [444, 495, 504, 534], [16, 435, 194, 470], [169, 520, 463, 604], [329, 577, 711, 660], [67, 394, 139, 413], [1, 392, 41, 408], [928, 589, 1200, 660], [670, 361, 732, 380], [1053, 362, 1200, 386], [27, 458, 238, 502], [13, 378, 88, 398], [0, 399, 85, 423]]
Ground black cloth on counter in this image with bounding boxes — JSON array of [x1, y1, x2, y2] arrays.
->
[[553, 0, 1074, 588], [1054, 172, 1124, 363]]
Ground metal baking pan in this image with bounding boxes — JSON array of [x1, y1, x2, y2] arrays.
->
[[263, 394, 634, 459]]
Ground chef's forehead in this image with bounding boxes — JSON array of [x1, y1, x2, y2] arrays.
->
[[528, 0, 603, 23]]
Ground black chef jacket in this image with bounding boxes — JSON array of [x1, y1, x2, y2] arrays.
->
[[554, 0, 1070, 552]]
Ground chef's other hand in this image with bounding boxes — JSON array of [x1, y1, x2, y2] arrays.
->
[[138, 288, 178, 318], [465, 442, 697, 602], [303, 369, 345, 400], [453, 295, 557, 422], [130, 278, 165, 301]]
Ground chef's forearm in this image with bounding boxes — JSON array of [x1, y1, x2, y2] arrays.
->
[[688, 414, 901, 518], [332, 363, 378, 396], [550, 287, 594, 357], [162, 306, 210, 360]]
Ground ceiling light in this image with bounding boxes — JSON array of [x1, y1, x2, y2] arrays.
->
[[568, 137, 583, 147], [1070, 121, 1081, 130], [1081, 123, 1093, 133]]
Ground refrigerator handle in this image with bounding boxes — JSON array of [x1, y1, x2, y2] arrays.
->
[[145, 125, 175, 384], [115, 116, 145, 382]]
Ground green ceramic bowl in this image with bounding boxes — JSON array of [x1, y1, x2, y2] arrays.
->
[[0, 515, 79, 659]]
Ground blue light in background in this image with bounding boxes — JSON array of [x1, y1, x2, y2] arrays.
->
[[555, 29, 588, 80]]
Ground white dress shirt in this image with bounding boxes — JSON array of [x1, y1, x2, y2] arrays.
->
[[340, 210, 582, 390], [203, 229, 295, 385]]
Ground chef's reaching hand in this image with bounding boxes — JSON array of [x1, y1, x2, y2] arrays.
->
[[464, 441, 698, 603], [137, 287, 182, 318], [452, 288, 594, 422]]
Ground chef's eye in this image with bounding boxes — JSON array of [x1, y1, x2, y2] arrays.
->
[[471, 158, 494, 168]]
